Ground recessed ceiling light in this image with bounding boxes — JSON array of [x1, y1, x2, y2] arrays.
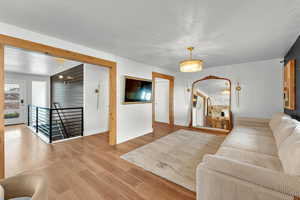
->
[[58, 75, 64, 79]]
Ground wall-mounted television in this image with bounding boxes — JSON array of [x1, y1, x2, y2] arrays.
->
[[124, 76, 152, 104]]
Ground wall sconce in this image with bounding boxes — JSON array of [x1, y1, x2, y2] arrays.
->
[[235, 82, 242, 107]]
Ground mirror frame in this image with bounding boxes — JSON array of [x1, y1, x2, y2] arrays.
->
[[189, 75, 233, 132]]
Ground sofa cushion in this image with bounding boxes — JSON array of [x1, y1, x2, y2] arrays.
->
[[269, 112, 291, 132], [233, 125, 273, 137], [221, 130, 278, 156], [273, 118, 298, 147], [201, 154, 300, 198], [216, 146, 283, 171], [278, 126, 300, 175]]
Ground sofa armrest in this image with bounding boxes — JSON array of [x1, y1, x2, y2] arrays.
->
[[202, 154, 300, 197], [0, 174, 47, 200]]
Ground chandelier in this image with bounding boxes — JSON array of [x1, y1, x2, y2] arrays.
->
[[180, 47, 203, 72]]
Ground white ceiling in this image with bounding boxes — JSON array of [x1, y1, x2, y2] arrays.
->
[[1, 0, 300, 71], [5, 46, 82, 76]]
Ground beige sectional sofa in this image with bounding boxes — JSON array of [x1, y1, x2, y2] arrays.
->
[[197, 113, 300, 200]]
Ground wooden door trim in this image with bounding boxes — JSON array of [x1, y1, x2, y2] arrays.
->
[[0, 35, 116, 67], [0, 34, 117, 178], [152, 72, 174, 128]]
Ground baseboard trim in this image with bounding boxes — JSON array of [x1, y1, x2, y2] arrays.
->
[[84, 129, 109, 136], [174, 124, 229, 135], [117, 128, 154, 144], [153, 121, 172, 127]]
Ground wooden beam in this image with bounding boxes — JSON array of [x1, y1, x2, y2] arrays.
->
[[0, 34, 118, 178], [0, 34, 116, 68], [152, 72, 174, 80], [152, 76, 156, 127], [0, 44, 4, 178], [169, 78, 174, 127], [109, 64, 117, 145]]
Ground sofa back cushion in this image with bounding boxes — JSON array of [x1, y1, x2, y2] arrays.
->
[[269, 112, 291, 132], [279, 126, 300, 175], [273, 118, 298, 147]]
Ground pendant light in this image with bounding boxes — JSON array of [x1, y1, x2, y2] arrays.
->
[[180, 47, 203, 72]]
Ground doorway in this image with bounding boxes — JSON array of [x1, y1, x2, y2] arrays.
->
[[154, 78, 170, 123], [0, 35, 117, 179], [152, 72, 174, 128], [4, 80, 26, 125]]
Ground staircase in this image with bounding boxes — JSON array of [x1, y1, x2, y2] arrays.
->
[[28, 104, 83, 143]]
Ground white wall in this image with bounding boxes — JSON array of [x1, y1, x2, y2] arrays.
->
[[0, 22, 174, 144], [174, 59, 283, 126], [117, 57, 174, 143], [32, 81, 48, 107], [84, 64, 109, 136]]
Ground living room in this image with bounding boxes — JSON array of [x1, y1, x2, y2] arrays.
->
[[0, 1, 300, 200]]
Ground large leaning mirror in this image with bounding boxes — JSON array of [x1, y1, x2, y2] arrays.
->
[[190, 75, 233, 132]]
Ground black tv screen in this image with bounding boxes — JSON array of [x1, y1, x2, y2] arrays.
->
[[124, 77, 152, 103]]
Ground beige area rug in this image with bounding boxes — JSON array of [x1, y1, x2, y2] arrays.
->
[[121, 129, 225, 191]]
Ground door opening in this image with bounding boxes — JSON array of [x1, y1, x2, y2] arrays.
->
[[4, 80, 26, 125], [154, 78, 170, 123], [152, 72, 174, 129], [0, 35, 117, 179]]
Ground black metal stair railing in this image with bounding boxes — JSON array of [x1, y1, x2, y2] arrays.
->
[[28, 105, 84, 143]]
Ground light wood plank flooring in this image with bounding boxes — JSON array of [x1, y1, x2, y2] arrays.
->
[[5, 123, 196, 200]]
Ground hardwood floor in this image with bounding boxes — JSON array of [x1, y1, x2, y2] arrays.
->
[[5, 123, 196, 200]]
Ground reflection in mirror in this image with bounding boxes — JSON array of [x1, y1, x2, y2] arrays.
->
[[191, 76, 232, 132]]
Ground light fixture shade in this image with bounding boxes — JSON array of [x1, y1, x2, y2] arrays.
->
[[221, 88, 230, 95], [180, 59, 203, 72]]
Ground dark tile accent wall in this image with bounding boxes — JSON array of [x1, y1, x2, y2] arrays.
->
[[284, 36, 300, 120], [51, 64, 83, 108]]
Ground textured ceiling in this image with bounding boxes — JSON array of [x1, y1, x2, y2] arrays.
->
[[5, 47, 81, 76], [1, 0, 300, 71]]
